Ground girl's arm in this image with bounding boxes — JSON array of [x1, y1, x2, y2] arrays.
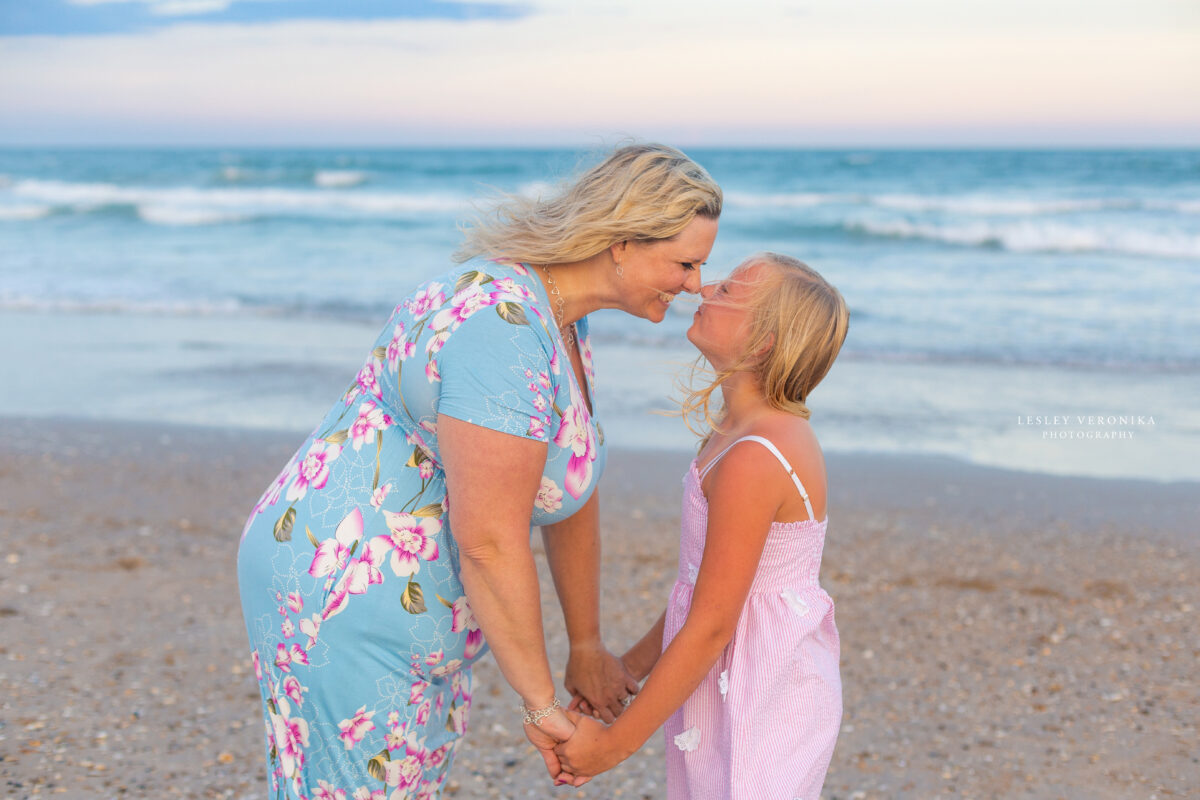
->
[[540, 487, 640, 723], [621, 610, 666, 682], [555, 444, 787, 776], [438, 414, 583, 784]]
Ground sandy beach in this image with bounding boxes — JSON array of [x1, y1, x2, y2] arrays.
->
[[1, 415, 1197, 799]]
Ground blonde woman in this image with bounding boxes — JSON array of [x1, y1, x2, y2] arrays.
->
[[557, 254, 850, 800], [236, 143, 721, 797]]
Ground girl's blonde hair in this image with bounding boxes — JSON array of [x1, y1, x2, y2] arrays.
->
[[681, 253, 849, 444], [454, 143, 722, 264]]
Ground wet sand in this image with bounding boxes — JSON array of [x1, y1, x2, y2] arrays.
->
[[0, 416, 1197, 799]]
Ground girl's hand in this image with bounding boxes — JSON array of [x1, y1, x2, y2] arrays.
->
[[554, 715, 627, 778], [564, 643, 639, 723]]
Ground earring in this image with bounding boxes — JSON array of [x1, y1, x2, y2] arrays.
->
[[615, 262, 624, 278]]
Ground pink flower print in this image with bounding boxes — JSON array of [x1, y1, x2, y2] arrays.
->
[[322, 538, 386, 621], [512, 263, 529, 276], [388, 710, 401, 727], [252, 650, 262, 681], [281, 619, 295, 638], [298, 613, 321, 648], [381, 730, 429, 790], [375, 511, 441, 577], [384, 323, 408, 370], [405, 282, 446, 317], [356, 359, 383, 400], [349, 401, 391, 451], [386, 728, 407, 751], [353, 788, 386, 800], [427, 743, 451, 769], [314, 781, 348, 800], [370, 482, 392, 509], [287, 591, 304, 613], [283, 675, 306, 708], [532, 392, 548, 414], [338, 706, 376, 750], [424, 650, 444, 667], [549, 347, 561, 375], [424, 329, 449, 356], [552, 385, 597, 499], [451, 671, 470, 703], [425, 359, 441, 383], [415, 699, 432, 725], [435, 692, 444, 716], [537, 370, 551, 391], [534, 477, 563, 514], [431, 658, 462, 678], [527, 415, 546, 440], [410, 679, 429, 704], [580, 334, 596, 386], [430, 283, 501, 331], [446, 697, 469, 735], [287, 439, 342, 502], [418, 459, 435, 480], [308, 508, 364, 579], [251, 455, 297, 520], [268, 697, 310, 782], [275, 643, 309, 672]]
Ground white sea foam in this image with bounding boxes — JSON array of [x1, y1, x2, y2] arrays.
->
[[871, 194, 1129, 215], [8, 178, 469, 224], [137, 205, 249, 226], [0, 294, 245, 316], [848, 218, 1200, 259], [0, 204, 52, 221], [726, 190, 848, 208], [314, 170, 367, 188]]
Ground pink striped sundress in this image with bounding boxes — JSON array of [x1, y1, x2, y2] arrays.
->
[[663, 436, 842, 800]]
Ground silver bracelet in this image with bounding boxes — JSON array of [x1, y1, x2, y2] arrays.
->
[[520, 697, 561, 726]]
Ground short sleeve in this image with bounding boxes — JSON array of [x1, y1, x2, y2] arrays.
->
[[434, 300, 555, 442]]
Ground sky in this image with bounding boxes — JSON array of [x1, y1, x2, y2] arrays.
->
[[1, 0, 1198, 146]]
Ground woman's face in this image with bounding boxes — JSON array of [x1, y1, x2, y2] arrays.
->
[[686, 261, 770, 370], [615, 215, 718, 322]]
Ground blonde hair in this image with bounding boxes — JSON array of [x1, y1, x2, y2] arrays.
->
[[681, 253, 850, 444], [454, 143, 722, 264]]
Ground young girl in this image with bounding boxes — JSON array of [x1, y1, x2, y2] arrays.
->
[[555, 253, 850, 799]]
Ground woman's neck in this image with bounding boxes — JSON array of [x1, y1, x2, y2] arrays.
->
[[534, 255, 621, 326]]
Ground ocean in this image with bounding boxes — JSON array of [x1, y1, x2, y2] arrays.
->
[[1, 147, 1197, 481]]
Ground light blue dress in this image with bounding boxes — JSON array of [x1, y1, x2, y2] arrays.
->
[[237, 261, 607, 799]]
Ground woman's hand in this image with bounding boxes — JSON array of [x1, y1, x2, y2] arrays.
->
[[524, 708, 590, 787], [564, 643, 639, 723], [554, 715, 627, 779]]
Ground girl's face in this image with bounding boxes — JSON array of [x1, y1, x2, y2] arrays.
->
[[686, 261, 771, 370], [613, 215, 718, 322]]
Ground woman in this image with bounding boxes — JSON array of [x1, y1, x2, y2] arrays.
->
[[237, 143, 722, 798]]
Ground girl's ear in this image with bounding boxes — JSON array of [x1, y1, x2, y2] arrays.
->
[[752, 332, 775, 360]]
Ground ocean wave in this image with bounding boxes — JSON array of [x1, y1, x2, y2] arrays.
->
[[315, 170, 368, 188], [726, 190, 848, 208], [871, 193, 1133, 215], [0, 204, 52, 221], [4, 178, 469, 225], [846, 218, 1200, 259], [0, 294, 246, 316]]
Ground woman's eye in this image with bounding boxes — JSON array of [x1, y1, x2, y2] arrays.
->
[[682, 262, 696, 271]]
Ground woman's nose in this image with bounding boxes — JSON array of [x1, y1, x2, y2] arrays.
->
[[683, 269, 703, 295]]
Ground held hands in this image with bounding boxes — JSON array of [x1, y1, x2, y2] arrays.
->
[[564, 643, 640, 722], [554, 714, 627, 779], [523, 707, 591, 787]]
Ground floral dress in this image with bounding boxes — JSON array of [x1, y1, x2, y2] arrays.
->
[[236, 261, 606, 800]]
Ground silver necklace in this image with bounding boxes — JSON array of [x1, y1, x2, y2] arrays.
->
[[539, 265, 576, 349]]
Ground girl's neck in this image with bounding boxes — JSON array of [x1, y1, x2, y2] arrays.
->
[[716, 372, 770, 433]]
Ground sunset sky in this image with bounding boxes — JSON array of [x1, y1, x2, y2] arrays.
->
[[1, 0, 1198, 146]]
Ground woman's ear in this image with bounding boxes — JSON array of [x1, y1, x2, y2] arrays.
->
[[609, 239, 628, 265]]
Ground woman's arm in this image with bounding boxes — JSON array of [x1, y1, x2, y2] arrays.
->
[[540, 487, 640, 722], [437, 414, 582, 783], [555, 444, 786, 776]]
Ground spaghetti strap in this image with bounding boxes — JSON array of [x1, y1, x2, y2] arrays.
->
[[697, 435, 817, 520]]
